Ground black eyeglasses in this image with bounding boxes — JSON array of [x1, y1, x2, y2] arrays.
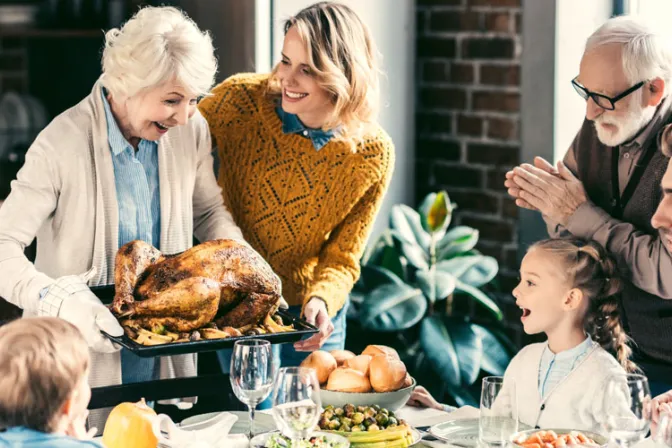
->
[[571, 77, 645, 110]]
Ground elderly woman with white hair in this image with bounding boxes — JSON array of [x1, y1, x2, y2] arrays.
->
[[0, 5, 245, 427]]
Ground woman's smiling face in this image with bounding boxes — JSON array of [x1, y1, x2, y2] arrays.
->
[[276, 26, 333, 128]]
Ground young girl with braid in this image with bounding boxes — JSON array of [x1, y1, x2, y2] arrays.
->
[[409, 238, 636, 433]]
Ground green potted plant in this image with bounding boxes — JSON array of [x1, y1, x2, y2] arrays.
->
[[350, 191, 517, 406]]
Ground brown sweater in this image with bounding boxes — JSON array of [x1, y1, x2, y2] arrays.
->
[[571, 118, 672, 368]]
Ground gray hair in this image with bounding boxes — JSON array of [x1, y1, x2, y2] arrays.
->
[[100, 6, 217, 99], [585, 15, 672, 96]]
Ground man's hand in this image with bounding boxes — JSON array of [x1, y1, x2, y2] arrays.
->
[[509, 159, 588, 226], [294, 297, 334, 352], [505, 157, 558, 212], [407, 386, 444, 410]]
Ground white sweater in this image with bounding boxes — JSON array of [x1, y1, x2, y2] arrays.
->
[[0, 80, 245, 426], [496, 342, 627, 434]]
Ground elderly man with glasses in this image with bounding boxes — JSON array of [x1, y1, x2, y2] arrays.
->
[[506, 15, 672, 395]]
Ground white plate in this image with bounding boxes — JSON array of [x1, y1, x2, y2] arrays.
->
[[429, 418, 532, 448], [250, 430, 350, 447], [181, 410, 276, 435]]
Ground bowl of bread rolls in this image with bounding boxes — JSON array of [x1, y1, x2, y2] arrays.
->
[[300, 345, 416, 411]]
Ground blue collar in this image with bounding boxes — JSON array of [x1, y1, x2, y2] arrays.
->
[[546, 334, 594, 360], [276, 106, 336, 151], [101, 88, 156, 156]]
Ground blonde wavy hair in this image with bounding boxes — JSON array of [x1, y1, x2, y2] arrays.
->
[[267, 2, 382, 141], [101, 6, 217, 100]]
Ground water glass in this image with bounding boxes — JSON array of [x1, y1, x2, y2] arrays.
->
[[230, 339, 275, 439], [479, 376, 518, 448], [602, 374, 651, 448], [272, 367, 322, 444]]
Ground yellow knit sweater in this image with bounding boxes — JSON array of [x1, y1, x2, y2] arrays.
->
[[199, 73, 395, 316]]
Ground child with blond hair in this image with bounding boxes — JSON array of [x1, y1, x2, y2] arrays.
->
[[409, 239, 636, 433], [0, 317, 100, 447]]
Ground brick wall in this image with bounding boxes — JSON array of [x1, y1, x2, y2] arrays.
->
[[415, 0, 524, 341]]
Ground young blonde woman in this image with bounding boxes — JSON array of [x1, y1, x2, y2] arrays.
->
[[199, 1, 395, 367]]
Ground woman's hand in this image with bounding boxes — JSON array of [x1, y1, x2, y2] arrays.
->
[[294, 297, 334, 352], [407, 386, 444, 410]]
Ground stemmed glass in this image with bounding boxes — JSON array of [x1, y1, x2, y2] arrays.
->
[[272, 367, 322, 445], [602, 374, 651, 448], [230, 339, 275, 440], [478, 376, 518, 448]]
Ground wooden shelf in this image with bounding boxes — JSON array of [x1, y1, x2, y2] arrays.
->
[[0, 26, 104, 38]]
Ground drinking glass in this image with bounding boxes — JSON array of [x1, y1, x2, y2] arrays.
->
[[230, 339, 275, 439], [479, 376, 518, 448], [653, 408, 672, 447], [602, 374, 651, 448], [272, 367, 322, 444]]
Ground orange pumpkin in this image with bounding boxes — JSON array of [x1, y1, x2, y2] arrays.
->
[[102, 398, 158, 448]]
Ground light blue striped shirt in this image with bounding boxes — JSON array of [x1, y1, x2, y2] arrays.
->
[[101, 88, 161, 249], [101, 88, 158, 384], [538, 335, 594, 399]]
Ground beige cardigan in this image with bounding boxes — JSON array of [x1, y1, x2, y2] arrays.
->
[[0, 81, 244, 412]]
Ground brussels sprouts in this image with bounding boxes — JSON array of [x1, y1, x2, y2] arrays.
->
[[363, 417, 376, 428], [339, 423, 351, 432], [334, 407, 344, 417], [387, 416, 398, 427], [363, 408, 376, 419], [324, 405, 334, 412], [343, 404, 355, 418], [357, 405, 367, 413], [372, 405, 381, 412], [351, 425, 363, 432], [323, 410, 334, 421], [375, 413, 389, 426], [318, 416, 330, 429], [351, 412, 364, 425], [341, 417, 352, 427], [368, 424, 380, 432], [379, 408, 389, 416], [328, 419, 341, 430]]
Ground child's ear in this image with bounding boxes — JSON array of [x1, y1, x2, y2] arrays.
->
[[563, 288, 584, 310], [60, 395, 74, 418]]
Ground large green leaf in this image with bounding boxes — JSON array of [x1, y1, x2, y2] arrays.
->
[[455, 279, 503, 321], [420, 316, 461, 387], [416, 268, 456, 303], [392, 234, 429, 271], [444, 382, 479, 407], [444, 318, 483, 386], [360, 283, 427, 332], [375, 244, 406, 281], [390, 204, 431, 252], [359, 265, 405, 289], [438, 227, 479, 260], [471, 323, 513, 376], [436, 255, 499, 288], [419, 191, 453, 237]]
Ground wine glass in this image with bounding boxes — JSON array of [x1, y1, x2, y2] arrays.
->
[[602, 374, 651, 448], [478, 376, 518, 448], [272, 367, 322, 444], [230, 339, 275, 440]]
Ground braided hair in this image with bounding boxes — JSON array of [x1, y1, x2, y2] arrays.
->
[[531, 239, 639, 373]]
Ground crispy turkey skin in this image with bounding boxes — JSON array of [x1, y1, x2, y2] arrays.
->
[[112, 239, 282, 332]]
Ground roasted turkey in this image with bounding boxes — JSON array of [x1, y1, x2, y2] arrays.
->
[[111, 239, 282, 332]]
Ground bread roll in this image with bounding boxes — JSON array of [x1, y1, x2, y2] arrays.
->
[[402, 372, 413, 388], [362, 345, 400, 360], [300, 350, 337, 384], [343, 354, 372, 376], [369, 355, 407, 392], [330, 349, 356, 366], [326, 367, 372, 393]]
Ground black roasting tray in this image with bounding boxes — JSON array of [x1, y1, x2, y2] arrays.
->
[[91, 285, 318, 358]]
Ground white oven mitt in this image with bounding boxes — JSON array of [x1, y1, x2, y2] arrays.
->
[[38, 267, 123, 353]]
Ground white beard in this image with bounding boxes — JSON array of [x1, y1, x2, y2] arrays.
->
[[594, 95, 656, 147]]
